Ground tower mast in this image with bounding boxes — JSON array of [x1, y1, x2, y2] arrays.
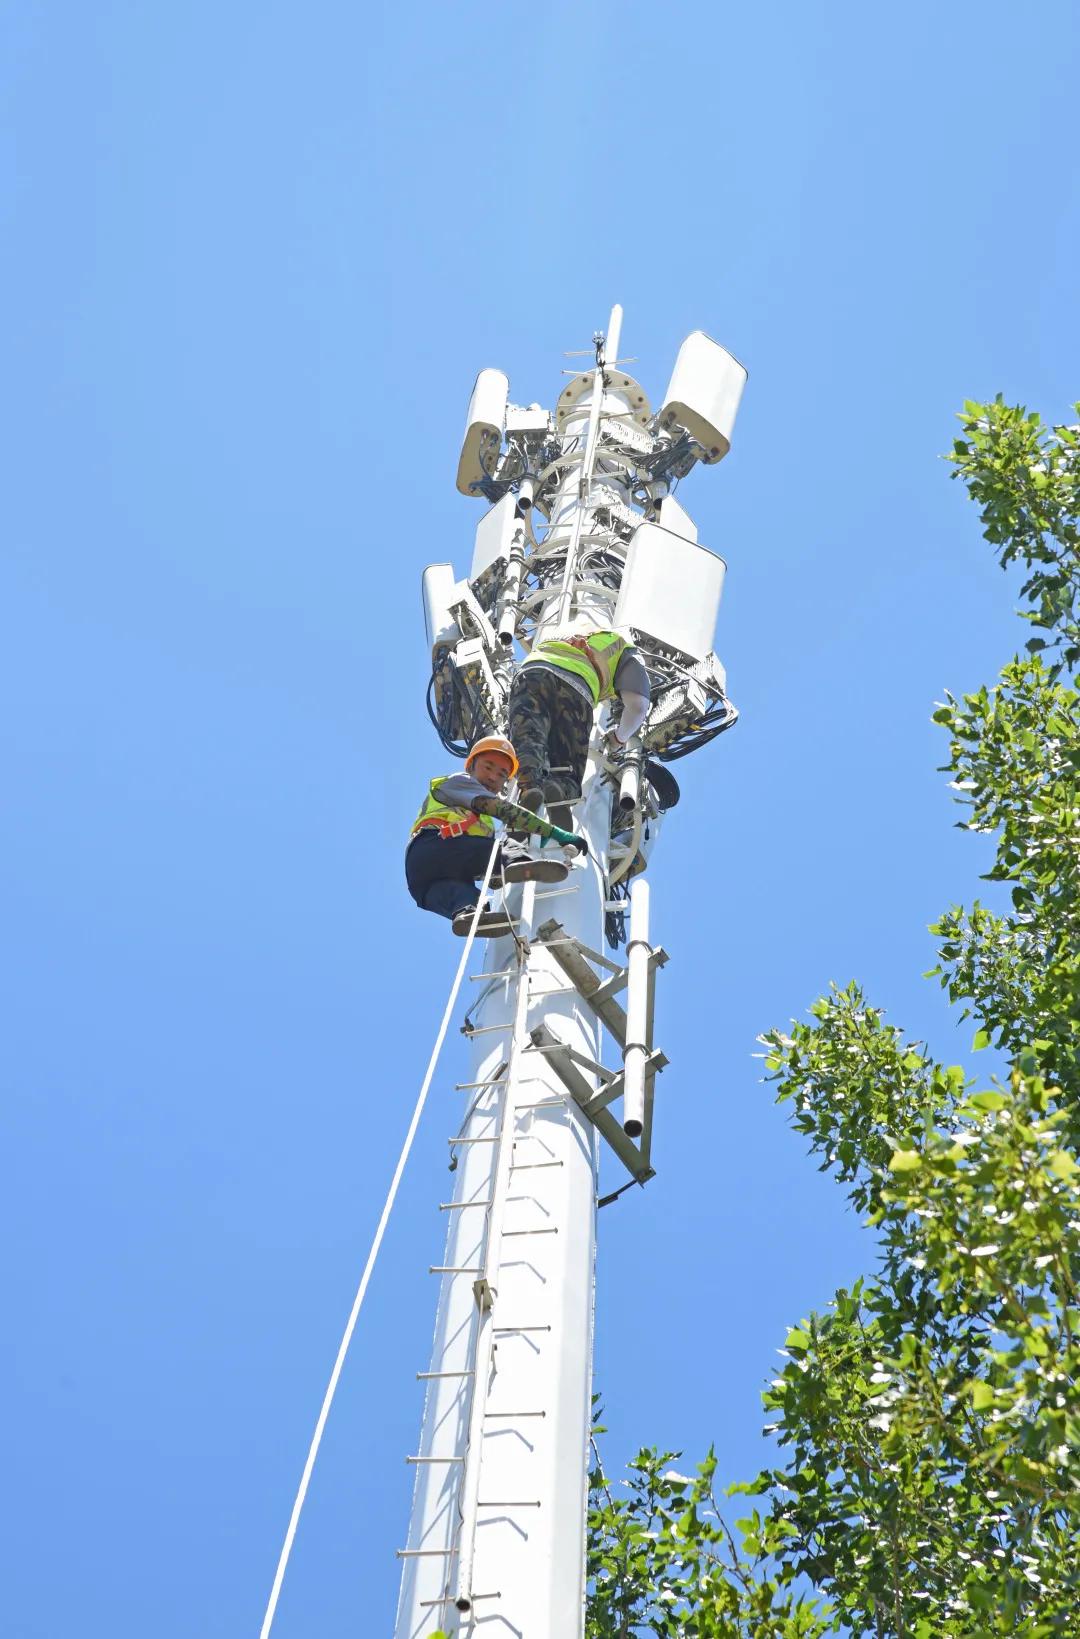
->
[[395, 310, 745, 1637]]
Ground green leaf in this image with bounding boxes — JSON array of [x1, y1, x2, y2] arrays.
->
[[889, 1149, 923, 1172], [968, 1379, 996, 1410], [586, 393, 1080, 1639]]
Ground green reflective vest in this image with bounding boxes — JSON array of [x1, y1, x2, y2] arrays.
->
[[522, 629, 630, 704], [410, 777, 495, 841]]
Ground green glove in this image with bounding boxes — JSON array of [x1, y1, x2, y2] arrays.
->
[[547, 826, 588, 856]]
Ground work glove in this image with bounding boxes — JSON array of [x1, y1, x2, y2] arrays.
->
[[547, 826, 588, 856], [600, 726, 630, 768]]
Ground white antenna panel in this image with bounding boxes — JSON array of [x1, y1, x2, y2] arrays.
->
[[471, 492, 518, 581], [456, 368, 509, 495], [657, 493, 698, 543], [659, 331, 747, 463], [421, 562, 459, 650], [614, 522, 727, 661]]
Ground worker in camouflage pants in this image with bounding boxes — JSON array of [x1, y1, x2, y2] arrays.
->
[[507, 628, 651, 826], [507, 666, 595, 824]]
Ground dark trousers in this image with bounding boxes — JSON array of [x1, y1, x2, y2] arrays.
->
[[507, 668, 593, 798], [405, 830, 497, 921]]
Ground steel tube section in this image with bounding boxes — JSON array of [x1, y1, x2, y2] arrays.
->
[[452, 938, 534, 1614], [555, 374, 605, 626], [396, 782, 609, 1637], [496, 535, 525, 646], [544, 394, 633, 633], [497, 478, 534, 645], [396, 309, 634, 1639], [617, 737, 643, 812], [622, 877, 650, 1138], [604, 303, 623, 368]]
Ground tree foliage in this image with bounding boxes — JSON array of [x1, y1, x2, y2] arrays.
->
[[586, 397, 1080, 1637], [586, 1429, 832, 1637]]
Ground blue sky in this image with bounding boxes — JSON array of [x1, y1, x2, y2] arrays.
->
[[3, 3, 1079, 1634]]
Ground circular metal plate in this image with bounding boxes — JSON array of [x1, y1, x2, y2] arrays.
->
[[555, 370, 652, 429]]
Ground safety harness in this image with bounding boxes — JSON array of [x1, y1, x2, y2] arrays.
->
[[410, 777, 496, 842], [523, 629, 630, 704]]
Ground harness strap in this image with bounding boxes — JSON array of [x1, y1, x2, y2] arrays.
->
[[565, 634, 612, 695], [412, 811, 485, 840], [535, 633, 622, 699]]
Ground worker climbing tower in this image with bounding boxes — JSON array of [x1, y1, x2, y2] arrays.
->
[[395, 308, 746, 1637]]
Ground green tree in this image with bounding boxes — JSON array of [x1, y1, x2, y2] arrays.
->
[[587, 398, 1080, 1637]]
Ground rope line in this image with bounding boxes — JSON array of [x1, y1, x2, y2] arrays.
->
[[258, 837, 502, 1638]]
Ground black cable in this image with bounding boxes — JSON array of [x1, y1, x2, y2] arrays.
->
[[655, 702, 740, 763], [425, 653, 500, 760], [605, 879, 629, 951], [425, 660, 467, 758]]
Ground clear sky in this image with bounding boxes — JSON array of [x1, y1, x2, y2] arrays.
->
[[4, 3, 1079, 1634]]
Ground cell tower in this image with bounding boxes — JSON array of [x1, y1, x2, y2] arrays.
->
[[395, 307, 746, 1637]]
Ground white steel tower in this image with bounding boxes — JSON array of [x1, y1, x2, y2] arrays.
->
[[395, 308, 746, 1637]]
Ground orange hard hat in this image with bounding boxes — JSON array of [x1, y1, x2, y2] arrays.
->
[[465, 735, 519, 778]]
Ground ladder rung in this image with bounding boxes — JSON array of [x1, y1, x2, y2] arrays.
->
[[448, 1134, 500, 1144], [515, 1098, 565, 1110], [430, 1266, 482, 1274], [532, 886, 578, 900], [417, 1370, 474, 1379], [463, 1023, 515, 1036], [396, 1547, 460, 1558], [469, 969, 518, 980], [407, 1455, 464, 1464], [484, 1410, 546, 1418], [440, 1199, 493, 1210], [420, 1592, 500, 1605], [503, 1227, 559, 1237], [454, 1078, 507, 1090], [478, 1500, 541, 1507], [510, 1160, 564, 1171], [493, 1325, 551, 1333]]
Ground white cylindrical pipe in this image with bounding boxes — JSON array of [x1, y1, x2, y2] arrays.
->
[[605, 303, 623, 366], [399, 310, 642, 1639], [555, 378, 605, 626], [617, 740, 642, 812], [395, 761, 611, 1639], [496, 477, 535, 645], [622, 877, 650, 1138], [537, 387, 635, 642], [497, 531, 526, 646], [452, 947, 533, 1615]]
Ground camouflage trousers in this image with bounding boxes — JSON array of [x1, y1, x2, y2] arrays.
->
[[506, 667, 594, 800]]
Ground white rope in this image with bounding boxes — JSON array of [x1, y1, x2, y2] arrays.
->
[[259, 837, 503, 1638]]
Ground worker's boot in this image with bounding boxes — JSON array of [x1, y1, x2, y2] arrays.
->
[[452, 903, 514, 938], [541, 777, 582, 833], [517, 778, 580, 832], [501, 838, 569, 885]]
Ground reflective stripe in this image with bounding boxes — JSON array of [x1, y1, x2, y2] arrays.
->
[[410, 777, 496, 842], [522, 630, 629, 704]]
